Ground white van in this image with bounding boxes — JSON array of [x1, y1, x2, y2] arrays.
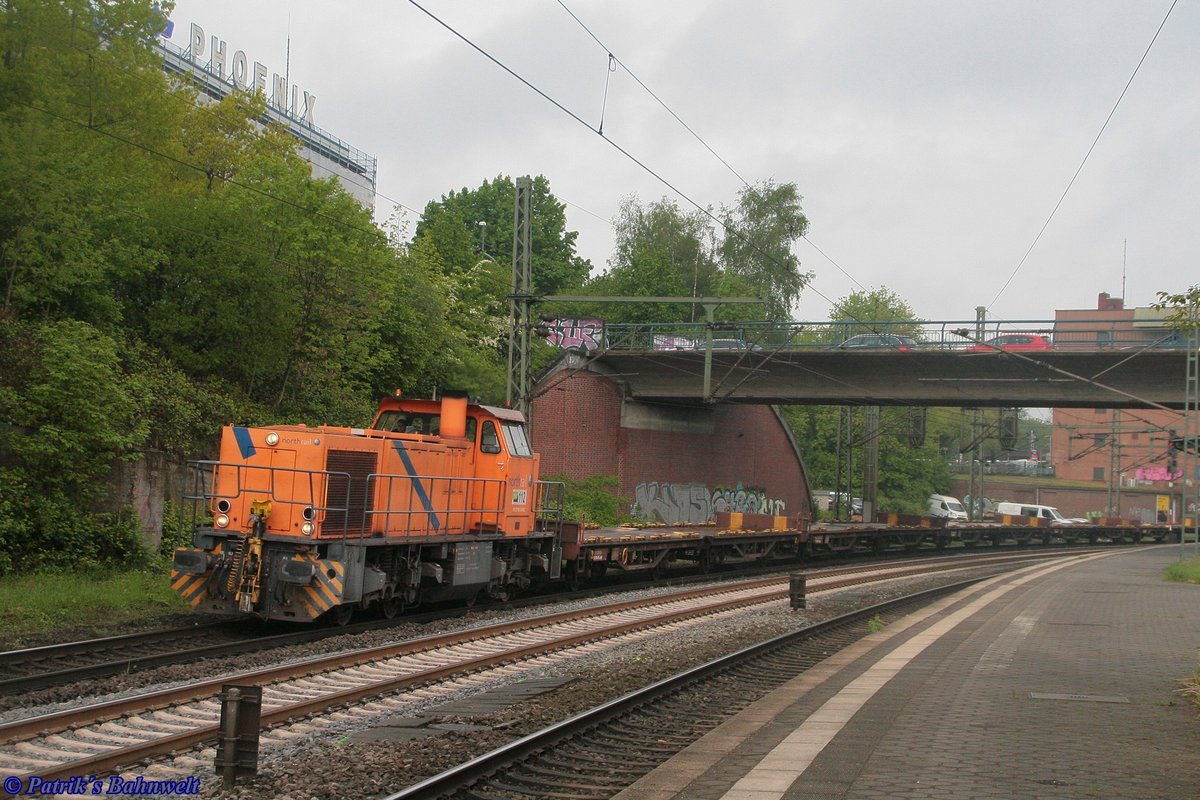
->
[[928, 494, 968, 520], [994, 502, 1070, 524]]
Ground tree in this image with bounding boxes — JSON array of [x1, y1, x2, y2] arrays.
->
[[0, 319, 151, 569], [782, 286, 948, 515], [413, 175, 592, 295], [577, 182, 810, 325], [782, 404, 951, 515], [0, 0, 179, 323], [720, 180, 812, 320], [1153, 285, 1200, 331], [822, 286, 925, 347], [568, 194, 769, 325]]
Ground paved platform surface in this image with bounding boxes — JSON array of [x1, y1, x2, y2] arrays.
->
[[615, 546, 1200, 800]]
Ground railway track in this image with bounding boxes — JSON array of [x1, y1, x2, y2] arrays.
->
[[0, 544, 1055, 698], [0, 549, 1099, 793], [0, 570, 729, 697], [384, 580, 970, 800]]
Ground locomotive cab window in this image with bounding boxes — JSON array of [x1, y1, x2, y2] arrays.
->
[[502, 422, 532, 457], [480, 421, 502, 454], [375, 411, 440, 435]]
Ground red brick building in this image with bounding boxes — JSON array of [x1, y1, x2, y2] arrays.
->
[[530, 357, 812, 524], [1050, 292, 1190, 521]]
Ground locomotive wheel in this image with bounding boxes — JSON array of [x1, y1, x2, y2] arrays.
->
[[333, 605, 354, 627], [379, 596, 403, 620]]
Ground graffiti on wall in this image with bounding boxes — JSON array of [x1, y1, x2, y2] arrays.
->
[[632, 481, 786, 524], [1135, 466, 1182, 482], [541, 318, 604, 352], [711, 483, 786, 516]]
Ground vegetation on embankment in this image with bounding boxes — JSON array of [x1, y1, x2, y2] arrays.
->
[[0, 566, 191, 649]]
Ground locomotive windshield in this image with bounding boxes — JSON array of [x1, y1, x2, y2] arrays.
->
[[502, 422, 532, 457]]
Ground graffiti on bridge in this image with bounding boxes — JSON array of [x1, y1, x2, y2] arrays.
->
[[542, 318, 604, 353], [633, 481, 786, 524]]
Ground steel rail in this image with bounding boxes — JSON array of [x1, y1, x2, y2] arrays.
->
[[0, 549, 1107, 790], [381, 578, 987, 799]]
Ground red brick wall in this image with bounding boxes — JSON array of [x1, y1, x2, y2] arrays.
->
[[531, 370, 811, 522], [531, 370, 622, 479]]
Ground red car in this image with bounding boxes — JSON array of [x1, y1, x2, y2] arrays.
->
[[968, 333, 1052, 352]]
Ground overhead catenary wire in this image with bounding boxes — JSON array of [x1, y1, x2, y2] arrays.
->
[[987, 0, 1179, 311], [407, 0, 862, 321], [555, 0, 867, 294]]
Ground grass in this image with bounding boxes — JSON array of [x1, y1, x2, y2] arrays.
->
[[0, 565, 191, 648], [1163, 557, 1200, 584], [1164, 558, 1200, 709]]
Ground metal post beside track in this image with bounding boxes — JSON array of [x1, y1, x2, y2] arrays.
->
[[215, 684, 262, 790], [789, 572, 807, 610]]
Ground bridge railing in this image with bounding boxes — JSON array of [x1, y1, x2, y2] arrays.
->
[[596, 318, 1186, 352]]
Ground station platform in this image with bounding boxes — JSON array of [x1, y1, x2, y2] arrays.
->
[[614, 546, 1200, 799]]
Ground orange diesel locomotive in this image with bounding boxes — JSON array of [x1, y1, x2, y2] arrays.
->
[[171, 393, 562, 623]]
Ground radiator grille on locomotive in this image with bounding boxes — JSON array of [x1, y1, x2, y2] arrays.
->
[[324, 450, 378, 533]]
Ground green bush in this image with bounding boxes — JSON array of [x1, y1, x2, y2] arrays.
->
[[547, 473, 631, 527], [0, 479, 149, 573], [157, 499, 197, 558]]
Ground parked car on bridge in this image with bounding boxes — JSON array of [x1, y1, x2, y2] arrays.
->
[[968, 333, 1052, 351], [836, 333, 918, 350]]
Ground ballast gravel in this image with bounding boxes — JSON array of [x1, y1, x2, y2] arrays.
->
[[173, 567, 1002, 800], [0, 565, 1009, 798]]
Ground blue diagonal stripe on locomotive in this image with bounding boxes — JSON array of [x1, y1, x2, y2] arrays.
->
[[391, 440, 440, 531], [232, 427, 256, 459]]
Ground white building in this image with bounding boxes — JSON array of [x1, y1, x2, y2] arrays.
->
[[156, 22, 377, 209]]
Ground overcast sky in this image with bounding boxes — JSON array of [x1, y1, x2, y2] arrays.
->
[[164, 1, 1197, 324]]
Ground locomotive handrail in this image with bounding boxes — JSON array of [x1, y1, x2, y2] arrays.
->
[[364, 472, 507, 538], [183, 458, 353, 530]]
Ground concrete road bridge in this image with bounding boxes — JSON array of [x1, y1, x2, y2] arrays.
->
[[545, 319, 1195, 410]]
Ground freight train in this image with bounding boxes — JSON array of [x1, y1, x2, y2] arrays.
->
[[171, 392, 1177, 624]]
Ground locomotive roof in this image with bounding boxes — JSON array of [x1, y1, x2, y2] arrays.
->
[[480, 404, 527, 423], [379, 395, 526, 424]]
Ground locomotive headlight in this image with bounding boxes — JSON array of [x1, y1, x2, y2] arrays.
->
[[215, 514, 230, 528], [265, 431, 280, 446], [300, 522, 315, 536]]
